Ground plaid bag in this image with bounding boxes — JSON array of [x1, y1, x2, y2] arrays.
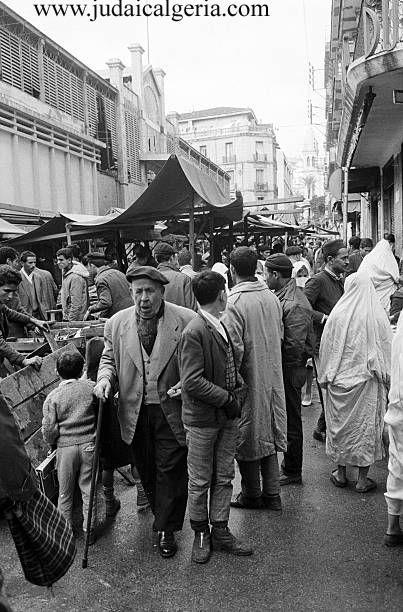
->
[[4, 488, 76, 587]]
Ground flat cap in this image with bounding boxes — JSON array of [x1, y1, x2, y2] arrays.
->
[[265, 254, 293, 272], [322, 239, 345, 259], [126, 264, 169, 285], [153, 242, 177, 256]]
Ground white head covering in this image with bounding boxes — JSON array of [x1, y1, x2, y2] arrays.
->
[[212, 262, 229, 293], [356, 239, 399, 312], [292, 260, 310, 287], [318, 273, 392, 389]]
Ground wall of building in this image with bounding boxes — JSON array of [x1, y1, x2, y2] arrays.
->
[[0, 85, 100, 214], [177, 111, 283, 207]]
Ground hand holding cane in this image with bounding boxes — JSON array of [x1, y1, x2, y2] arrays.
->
[[82, 397, 105, 569]]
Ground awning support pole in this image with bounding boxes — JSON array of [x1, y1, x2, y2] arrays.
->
[[189, 192, 195, 268], [342, 167, 349, 244], [65, 223, 72, 246]]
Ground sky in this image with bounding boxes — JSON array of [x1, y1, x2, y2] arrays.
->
[[10, 0, 332, 157]]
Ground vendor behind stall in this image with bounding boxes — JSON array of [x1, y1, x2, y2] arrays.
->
[[0, 265, 49, 370], [85, 252, 134, 319]]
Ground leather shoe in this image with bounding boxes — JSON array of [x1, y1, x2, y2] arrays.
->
[[384, 532, 403, 547], [230, 492, 263, 509], [313, 429, 326, 442], [191, 530, 211, 564], [280, 473, 302, 486], [159, 531, 177, 558]]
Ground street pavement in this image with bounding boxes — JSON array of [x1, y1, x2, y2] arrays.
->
[[2, 388, 403, 612]]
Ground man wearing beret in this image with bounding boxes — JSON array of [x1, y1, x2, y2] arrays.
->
[[265, 254, 315, 486], [223, 247, 287, 512], [85, 252, 133, 319], [95, 266, 196, 558], [154, 242, 198, 311], [304, 239, 349, 442]]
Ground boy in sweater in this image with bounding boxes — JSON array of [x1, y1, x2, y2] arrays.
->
[[42, 351, 96, 534]]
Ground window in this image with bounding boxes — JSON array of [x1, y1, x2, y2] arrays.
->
[[255, 141, 264, 153], [225, 142, 233, 158], [256, 169, 264, 183], [200, 145, 207, 157]]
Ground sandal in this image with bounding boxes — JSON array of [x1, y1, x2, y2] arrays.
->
[[355, 478, 377, 493], [330, 470, 347, 488]]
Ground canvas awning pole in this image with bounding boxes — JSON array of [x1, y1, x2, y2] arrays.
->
[[65, 223, 72, 246], [342, 166, 349, 244], [189, 192, 195, 266]]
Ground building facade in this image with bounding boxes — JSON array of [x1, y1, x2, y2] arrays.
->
[[170, 107, 292, 210], [326, 0, 403, 253], [0, 2, 228, 218]]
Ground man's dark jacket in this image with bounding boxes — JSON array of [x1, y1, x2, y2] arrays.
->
[[304, 269, 344, 352], [179, 313, 241, 428], [275, 279, 315, 369], [91, 266, 133, 318], [0, 305, 32, 366]]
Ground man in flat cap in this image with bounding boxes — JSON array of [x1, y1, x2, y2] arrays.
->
[[265, 254, 315, 486], [222, 247, 287, 512], [154, 242, 197, 311], [85, 252, 133, 319], [304, 239, 349, 441], [95, 266, 196, 558]]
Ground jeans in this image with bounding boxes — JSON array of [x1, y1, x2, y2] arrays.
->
[[282, 366, 306, 476], [56, 441, 94, 530], [238, 454, 280, 498], [133, 404, 188, 532], [186, 421, 238, 531]]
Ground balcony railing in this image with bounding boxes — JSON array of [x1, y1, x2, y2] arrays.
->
[[254, 182, 268, 192], [254, 152, 267, 162], [222, 155, 236, 163], [354, 0, 403, 61]]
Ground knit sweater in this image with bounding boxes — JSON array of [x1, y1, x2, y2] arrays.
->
[[42, 379, 96, 447]]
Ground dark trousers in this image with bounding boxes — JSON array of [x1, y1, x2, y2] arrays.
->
[[132, 404, 188, 532], [313, 356, 326, 433], [282, 366, 306, 476]]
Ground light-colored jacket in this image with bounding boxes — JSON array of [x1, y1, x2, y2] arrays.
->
[[61, 263, 89, 321], [97, 302, 196, 445], [157, 263, 198, 311], [223, 279, 287, 460]]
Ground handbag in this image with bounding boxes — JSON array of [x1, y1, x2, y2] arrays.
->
[[4, 488, 76, 587], [36, 450, 58, 503]]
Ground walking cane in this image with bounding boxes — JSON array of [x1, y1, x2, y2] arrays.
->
[[312, 356, 325, 413], [82, 397, 104, 569]]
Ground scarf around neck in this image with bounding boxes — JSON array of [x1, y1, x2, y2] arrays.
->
[[136, 301, 165, 355]]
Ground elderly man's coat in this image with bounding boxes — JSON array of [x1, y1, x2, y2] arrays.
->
[[223, 280, 287, 460], [97, 302, 196, 445]]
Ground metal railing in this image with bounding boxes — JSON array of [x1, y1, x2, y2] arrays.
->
[[253, 152, 267, 162], [353, 0, 403, 61], [222, 155, 236, 163], [254, 182, 268, 192]]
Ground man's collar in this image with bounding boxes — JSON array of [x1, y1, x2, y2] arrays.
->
[[324, 265, 342, 281]]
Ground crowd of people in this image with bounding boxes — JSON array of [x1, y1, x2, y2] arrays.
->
[[1, 230, 403, 595]]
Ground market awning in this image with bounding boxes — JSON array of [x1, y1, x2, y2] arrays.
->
[[97, 155, 242, 228], [0, 218, 26, 235], [8, 155, 241, 247]]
